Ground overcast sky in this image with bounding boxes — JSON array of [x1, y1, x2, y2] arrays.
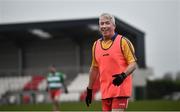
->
[[0, 0, 180, 78]]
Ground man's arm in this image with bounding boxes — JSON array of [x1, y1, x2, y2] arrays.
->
[[62, 82, 68, 93], [86, 66, 99, 107], [87, 66, 99, 89], [86, 41, 99, 107], [124, 61, 137, 76], [122, 37, 138, 76], [46, 75, 50, 92], [46, 79, 49, 91], [61, 73, 68, 93]]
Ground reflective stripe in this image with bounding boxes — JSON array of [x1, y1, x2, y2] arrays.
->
[[48, 83, 62, 88], [47, 76, 61, 82]]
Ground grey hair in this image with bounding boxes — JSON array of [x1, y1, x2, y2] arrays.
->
[[99, 13, 116, 25]]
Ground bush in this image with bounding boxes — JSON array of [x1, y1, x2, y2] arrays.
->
[[146, 80, 180, 99]]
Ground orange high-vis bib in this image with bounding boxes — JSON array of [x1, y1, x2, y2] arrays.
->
[[95, 35, 132, 99]]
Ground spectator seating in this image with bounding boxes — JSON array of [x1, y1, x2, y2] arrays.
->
[[0, 76, 31, 98], [59, 73, 100, 102], [23, 75, 45, 91], [0, 73, 101, 102]]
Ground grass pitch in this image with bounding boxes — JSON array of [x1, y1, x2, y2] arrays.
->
[[0, 100, 180, 111]]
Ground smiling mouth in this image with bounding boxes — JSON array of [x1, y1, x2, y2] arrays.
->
[[101, 29, 109, 33]]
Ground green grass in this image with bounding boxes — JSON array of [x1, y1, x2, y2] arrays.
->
[[0, 100, 180, 111], [127, 100, 180, 111]]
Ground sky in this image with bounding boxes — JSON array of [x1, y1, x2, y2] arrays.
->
[[0, 0, 180, 78]]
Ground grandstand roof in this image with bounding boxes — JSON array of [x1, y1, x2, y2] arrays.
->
[[0, 17, 146, 68], [0, 17, 144, 41]]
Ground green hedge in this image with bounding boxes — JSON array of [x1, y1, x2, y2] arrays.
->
[[146, 80, 180, 99]]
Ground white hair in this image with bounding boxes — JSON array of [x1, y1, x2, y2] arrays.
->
[[99, 13, 116, 25]]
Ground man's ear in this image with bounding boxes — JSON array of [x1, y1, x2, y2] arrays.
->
[[113, 24, 116, 30]]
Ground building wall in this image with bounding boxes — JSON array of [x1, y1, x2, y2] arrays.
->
[[0, 41, 19, 76]]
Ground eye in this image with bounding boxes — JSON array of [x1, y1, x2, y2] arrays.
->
[[100, 22, 104, 26], [105, 21, 110, 25]]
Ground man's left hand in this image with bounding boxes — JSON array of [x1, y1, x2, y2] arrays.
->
[[112, 72, 127, 86], [65, 88, 68, 94]]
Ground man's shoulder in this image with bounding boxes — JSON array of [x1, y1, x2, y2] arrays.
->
[[121, 36, 131, 41], [94, 39, 101, 44]]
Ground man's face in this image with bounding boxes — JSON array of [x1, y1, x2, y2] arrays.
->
[[99, 16, 115, 38], [49, 66, 56, 73]]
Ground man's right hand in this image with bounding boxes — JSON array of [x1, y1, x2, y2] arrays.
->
[[85, 87, 92, 107], [46, 87, 49, 92]]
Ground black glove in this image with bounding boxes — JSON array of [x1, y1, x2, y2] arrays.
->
[[112, 72, 127, 86], [64, 88, 68, 94], [85, 87, 92, 107], [46, 87, 49, 92]]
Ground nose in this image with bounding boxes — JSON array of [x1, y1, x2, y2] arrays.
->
[[101, 23, 107, 28], [100, 24, 107, 30]]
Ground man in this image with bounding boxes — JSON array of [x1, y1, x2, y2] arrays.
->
[[85, 13, 137, 111], [47, 65, 68, 111]]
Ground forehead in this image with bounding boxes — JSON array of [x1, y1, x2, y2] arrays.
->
[[99, 16, 111, 22]]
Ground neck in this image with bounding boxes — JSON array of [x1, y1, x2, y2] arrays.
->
[[51, 71, 55, 74], [103, 32, 116, 41], [103, 36, 111, 41]]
